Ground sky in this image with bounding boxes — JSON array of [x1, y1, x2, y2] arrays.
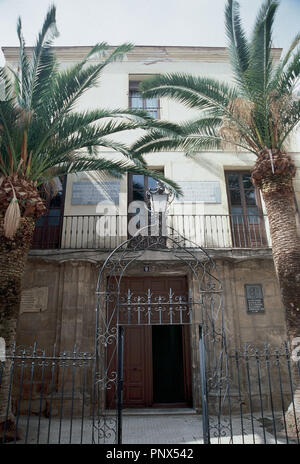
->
[[0, 0, 300, 59]]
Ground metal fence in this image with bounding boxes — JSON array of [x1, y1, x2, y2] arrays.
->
[[208, 344, 300, 444], [31, 214, 271, 250], [0, 345, 95, 444], [0, 342, 299, 444]]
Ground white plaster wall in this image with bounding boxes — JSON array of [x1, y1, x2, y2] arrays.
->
[[3, 46, 299, 247]]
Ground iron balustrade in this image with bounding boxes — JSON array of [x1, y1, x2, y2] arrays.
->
[[31, 214, 271, 250]]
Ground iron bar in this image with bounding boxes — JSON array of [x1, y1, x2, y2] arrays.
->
[[199, 325, 210, 444], [255, 348, 267, 444], [117, 326, 124, 445], [265, 344, 277, 443], [37, 349, 46, 444], [25, 342, 37, 444]]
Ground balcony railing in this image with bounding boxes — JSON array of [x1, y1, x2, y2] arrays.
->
[[31, 214, 271, 251]]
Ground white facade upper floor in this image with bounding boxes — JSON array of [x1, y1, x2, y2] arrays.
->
[[3, 45, 300, 250]]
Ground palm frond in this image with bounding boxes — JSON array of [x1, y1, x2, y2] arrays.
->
[[247, 0, 279, 95], [131, 131, 185, 156], [0, 66, 14, 100], [0, 100, 20, 170], [16, 17, 30, 108], [27, 5, 58, 110], [30, 39, 58, 111], [139, 73, 258, 141], [277, 99, 300, 148], [52, 43, 133, 117], [39, 156, 181, 195], [140, 73, 237, 111], [180, 115, 222, 136], [278, 48, 300, 94], [225, 0, 250, 88], [32, 44, 134, 156]]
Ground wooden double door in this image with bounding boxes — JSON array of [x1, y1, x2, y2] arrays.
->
[[106, 276, 192, 408]]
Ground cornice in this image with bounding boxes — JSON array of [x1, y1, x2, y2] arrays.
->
[[2, 45, 282, 64]]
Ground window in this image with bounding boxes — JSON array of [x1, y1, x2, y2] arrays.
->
[[129, 81, 160, 118], [225, 171, 267, 247], [127, 170, 165, 242], [32, 177, 66, 249], [128, 170, 164, 205], [226, 172, 261, 222]]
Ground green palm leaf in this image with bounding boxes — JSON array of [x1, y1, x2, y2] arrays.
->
[[225, 0, 250, 88], [0, 5, 181, 201]]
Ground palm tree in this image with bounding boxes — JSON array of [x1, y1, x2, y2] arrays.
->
[[0, 5, 181, 440], [132, 0, 300, 433]]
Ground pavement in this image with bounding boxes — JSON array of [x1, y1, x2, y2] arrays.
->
[[5, 409, 296, 444]]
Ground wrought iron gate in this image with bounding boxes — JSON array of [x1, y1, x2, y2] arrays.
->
[[93, 226, 228, 444], [1, 222, 299, 443]]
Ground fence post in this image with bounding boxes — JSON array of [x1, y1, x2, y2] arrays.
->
[[117, 326, 124, 445], [199, 325, 210, 444]]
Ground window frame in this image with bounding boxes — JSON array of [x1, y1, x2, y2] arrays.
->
[[225, 170, 264, 218], [128, 80, 160, 119]]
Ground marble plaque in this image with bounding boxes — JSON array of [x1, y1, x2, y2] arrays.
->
[[176, 181, 221, 203], [71, 181, 120, 205], [20, 287, 49, 313]]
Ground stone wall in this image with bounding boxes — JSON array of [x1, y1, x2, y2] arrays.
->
[[18, 253, 286, 352], [15, 251, 288, 413]]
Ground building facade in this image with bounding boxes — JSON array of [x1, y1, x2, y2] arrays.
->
[[3, 45, 300, 411]]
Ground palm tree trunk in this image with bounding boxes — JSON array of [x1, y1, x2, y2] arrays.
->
[[0, 215, 35, 442], [261, 186, 300, 437]]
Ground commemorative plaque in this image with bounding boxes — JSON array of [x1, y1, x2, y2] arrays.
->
[[71, 181, 120, 205], [175, 181, 221, 203], [245, 284, 265, 313]]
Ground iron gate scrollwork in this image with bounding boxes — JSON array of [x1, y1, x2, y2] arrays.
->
[[92, 221, 230, 444]]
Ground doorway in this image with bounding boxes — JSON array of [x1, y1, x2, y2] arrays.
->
[[106, 276, 192, 408], [152, 325, 185, 405]]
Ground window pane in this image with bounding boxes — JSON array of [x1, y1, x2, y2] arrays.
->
[[230, 189, 241, 205], [247, 207, 260, 223], [130, 90, 143, 109], [245, 189, 256, 206], [48, 209, 61, 225], [145, 97, 159, 118], [227, 174, 239, 189], [50, 191, 63, 208], [148, 176, 159, 190], [231, 207, 243, 223], [132, 174, 145, 201], [130, 87, 159, 117], [147, 109, 159, 118], [242, 174, 253, 189], [36, 216, 46, 226]]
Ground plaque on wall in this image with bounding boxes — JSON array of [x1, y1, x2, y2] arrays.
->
[[245, 284, 265, 313], [20, 287, 49, 313], [175, 181, 221, 203], [71, 181, 120, 205]]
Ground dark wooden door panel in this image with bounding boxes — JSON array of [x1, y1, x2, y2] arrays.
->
[[123, 326, 152, 407]]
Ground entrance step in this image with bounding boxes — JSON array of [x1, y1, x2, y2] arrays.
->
[[106, 408, 197, 416]]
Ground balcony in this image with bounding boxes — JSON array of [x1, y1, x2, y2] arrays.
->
[[31, 214, 271, 250]]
